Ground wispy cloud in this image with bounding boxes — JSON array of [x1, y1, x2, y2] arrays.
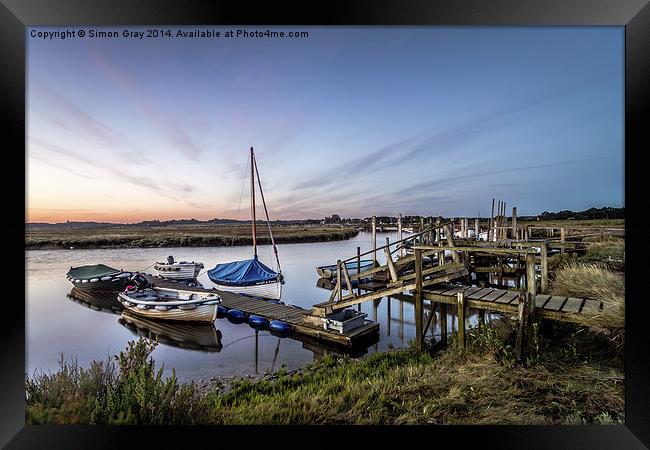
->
[[29, 138, 205, 209], [89, 50, 203, 161], [33, 88, 153, 165]]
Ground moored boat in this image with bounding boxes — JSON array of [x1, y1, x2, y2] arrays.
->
[[316, 259, 374, 280], [207, 147, 284, 300], [66, 264, 132, 292], [154, 255, 204, 281], [117, 274, 221, 322], [208, 256, 283, 299]]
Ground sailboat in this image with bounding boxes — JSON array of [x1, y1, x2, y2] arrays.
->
[[207, 147, 284, 300]]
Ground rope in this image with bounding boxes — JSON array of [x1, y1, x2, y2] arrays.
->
[[138, 262, 156, 273]]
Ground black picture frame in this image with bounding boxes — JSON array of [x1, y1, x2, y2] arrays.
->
[[3, 0, 648, 448]]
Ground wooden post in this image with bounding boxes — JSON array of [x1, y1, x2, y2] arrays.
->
[[336, 260, 342, 302], [515, 293, 529, 362], [478, 309, 485, 324], [342, 264, 354, 296], [387, 298, 391, 336], [512, 207, 517, 240], [489, 198, 495, 241], [397, 213, 403, 257], [560, 227, 566, 254], [384, 237, 398, 282], [526, 252, 537, 297], [540, 243, 548, 294], [443, 224, 460, 263], [414, 248, 424, 351], [371, 216, 377, 264], [399, 298, 404, 341], [440, 303, 448, 345], [457, 291, 465, 348], [356, 246, 362, 296]]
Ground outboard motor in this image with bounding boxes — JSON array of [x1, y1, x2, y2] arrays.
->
[[167, 255, 175, 264], [130, 273, 150, 290]]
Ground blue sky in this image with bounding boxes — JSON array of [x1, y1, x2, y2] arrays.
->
[[27, 26, 624, 222]]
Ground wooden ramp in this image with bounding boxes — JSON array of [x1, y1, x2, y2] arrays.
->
[[312, 262, 469, 317], [141, 274, 378, 347]]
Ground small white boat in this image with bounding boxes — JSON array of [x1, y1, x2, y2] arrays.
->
[[316, 259, 374, 280], [117, 275, 221, 323], [154, 255, 204, 281]]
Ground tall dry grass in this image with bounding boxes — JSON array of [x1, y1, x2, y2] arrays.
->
[[551, 262, 624, 334]]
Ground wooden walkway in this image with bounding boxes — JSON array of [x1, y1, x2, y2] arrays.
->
[[356, 280, 605, 325], [142, 274, 379, 347]]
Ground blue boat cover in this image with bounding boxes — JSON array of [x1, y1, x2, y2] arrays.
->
[[208, 257, 279, 286]]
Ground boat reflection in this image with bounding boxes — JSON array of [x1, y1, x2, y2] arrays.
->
[[118, 311, 223, 353], [67, 287, 123, 315]]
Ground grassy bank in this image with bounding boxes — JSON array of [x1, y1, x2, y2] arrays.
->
[[26, 315, 624, 425], [25, 224, 359, 249]]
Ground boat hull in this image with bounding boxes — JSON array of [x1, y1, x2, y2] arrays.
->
[[119, 302, 218, 322], [210, 280, 282, 300], [154, 264, 202, 281], [117, 288, 220, 323], [316, 261, 374, 280], [68, 277, 129, 292]]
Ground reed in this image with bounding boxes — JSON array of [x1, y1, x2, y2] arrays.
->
[[27, 326, 624, 425]]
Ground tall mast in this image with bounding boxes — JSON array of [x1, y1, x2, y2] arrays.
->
[[254, 154, 281, 274], [250, 146, 257, 257]]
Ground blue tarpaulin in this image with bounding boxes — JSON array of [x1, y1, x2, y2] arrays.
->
[[208, 256, 279, 286]]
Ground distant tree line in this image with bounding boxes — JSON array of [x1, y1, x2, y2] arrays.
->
[[535, 207, 624, 221]]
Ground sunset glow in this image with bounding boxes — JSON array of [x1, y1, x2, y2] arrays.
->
[[27, 26, 624, 223]]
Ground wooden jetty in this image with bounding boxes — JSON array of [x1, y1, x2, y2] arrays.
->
[[314, 214, 618, 360], [141, 274, 378, 348]]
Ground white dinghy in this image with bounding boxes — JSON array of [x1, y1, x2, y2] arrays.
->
[[154, 255, 204, 281], [118, 274, 221, 323]]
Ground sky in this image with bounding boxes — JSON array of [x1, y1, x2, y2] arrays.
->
[[26, 26, 624, 223]]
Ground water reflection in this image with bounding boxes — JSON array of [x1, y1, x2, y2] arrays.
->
[[119, 311, 223, 353], [67, 288, 123, 315]]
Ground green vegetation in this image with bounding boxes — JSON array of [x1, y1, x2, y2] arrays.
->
[[25, 224, 359, 249], [27, 315, 624, 425]]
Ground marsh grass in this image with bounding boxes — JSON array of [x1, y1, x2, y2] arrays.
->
[[27, 322, 624, 425], [25, 225, 359, 249]]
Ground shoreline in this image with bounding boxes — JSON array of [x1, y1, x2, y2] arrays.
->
[[25, 228, 360, 250]]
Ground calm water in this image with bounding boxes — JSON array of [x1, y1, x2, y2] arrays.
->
[[26, 231, 488, 382]]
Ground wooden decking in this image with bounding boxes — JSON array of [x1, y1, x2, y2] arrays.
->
[[357, 279, 605, 325], [141, 274, 379, 347]]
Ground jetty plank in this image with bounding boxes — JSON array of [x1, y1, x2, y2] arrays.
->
[[562, 297, 583, 313], [479, 290, 508, 302], [544, 296, 566, 311], [494, 291, 520, 304], [466, 288, 494, 300], [581, 299, 602, 314], [535, 294, 552, 308]]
